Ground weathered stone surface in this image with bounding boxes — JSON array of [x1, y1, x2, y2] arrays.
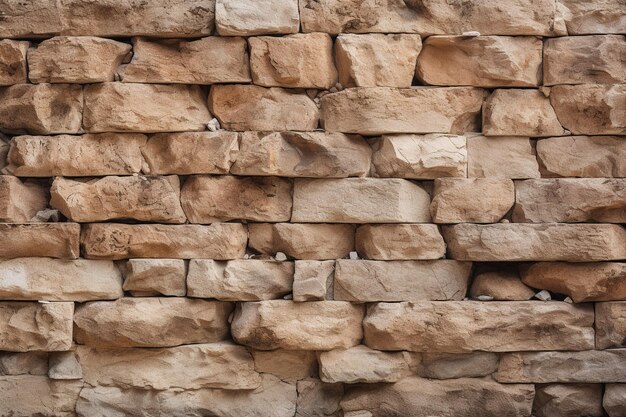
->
[[0, 352, 48, 375], [521, 262, 626, 303], [559, 0, 626, 34], [604, 384, 626, 417], [51, 176, 186, 223], [292, 178, 431, 223], [537, 136, 626, 178], [0, 376, 82, 417], [533, 384, 604, 417], [470, 270, 535, 301], [444, 224, 626, 261], [74, 298, 232, 348], [232, 131, 371, 177], [122, 259, 186, 296], [0, 135, 8, 171], [249, 33, 336, 89], [0, 84, 82, 134], [418, 352, 499, 379], [0, 0, 62, 38], [232, 301, 364, 350], [76, 343, 260, 390], [483, 89, 565, 137], [216, 0, 299, 35], [0, 176, 47, 222], [252, 349, 317, 381], [335, 260, 471, 302], [293, 260, 335, 301], [335, 34, 421, 88], [182, 175, 292, 222], [0, 223, 80, 259], [83, 83, 210, 133], [467, 135, 540, 179], [550, 84, 626, 135], [5, 133, 147, 177], [496, 350, 626, 383], [187, 259, 293, 301], [81, 223, 247, 260], [319, 345, 418, 383], [355, 224, 445, 260], [209, 85, 319, 131], [364, 301, 594, 352], [341, 376, 535, 417], [320, 87, 483, 135], [595, 302, 626, 349], [0, 302, 73, 352], [513, 178, 626, 223], [0, 258, 122, 301], [0, 40, 28, 85], [296, 378, 343, 417], [28, 36, 131, 83], [431, 178, 514, 223], [121, 37, 250, 84], [371, 134, 466, 179], [249, 223, 354, 260], [417, 36, 542, 87], [48, 351, 82, 380]]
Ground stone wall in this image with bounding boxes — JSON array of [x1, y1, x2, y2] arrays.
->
[[0, 1, 625, 416]]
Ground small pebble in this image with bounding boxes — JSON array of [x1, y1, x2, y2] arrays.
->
[[349, 251, 359, 260], [283, 293, 293, 300], [462, 31, 480, 37], [476, 295, 494, 301], [535, 290, 552, 301], [564, 297, 573, 304], [275, 252, 287, 261], [207, 118, 221, 131]]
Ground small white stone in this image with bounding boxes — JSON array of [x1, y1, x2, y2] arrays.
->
[[349, 251, 359, 260], [476, 295, 494, 301], [462, 31, 481, 37], [535, 290, 552, 301], [564, 297, 573, 304], [207, 118, 221, 132], [30, 209, 60, 223], [275, 252, 288, 261], [283, 293, 293, 300]]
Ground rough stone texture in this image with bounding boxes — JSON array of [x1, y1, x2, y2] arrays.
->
[[48, 351, 82, 380], [513, 178, 626, 223], [292, 178, 431, 223], [0, 40, 28, 85], [0, 223, 80, 259], [295, 378, 343, 417], [216, 0, 299, 35], [604, 384, 626, 417], [0, 376, 82, 417], [364, 301, 594, 352], [320, 87, 484, 135], [467, 135, 540, 179], [51, 176, 186, 223], [470, 270, 535, 301], [252, 349, 317, 381], [0, 302, 74, 352], [418, 352, 499, 379], [293, 260, 335, 301], [533, 384, 604, 417], [559, 0, 626, 34], [443, 223, 626, 261], [335, 34, 421, 88], [355, 224, 445, 260], [249, 223, 354, 260], [371, 134, 466, 179], [417, 36, 542, 87], [74, 298, 233, 348], [28, 36, 131, 83], [0, 352, 48, 375], [0, 175, 47, 222], [122, 259, 186, 297], [595, 302, 626, 349], [209, 85, 319, 131], [232, 131, 371, 178], [81, 223, 247, 260], [121, 37, 251, 84], [83, 83, 210, 133], [335, 260, 471, 302], [232, 301, 364, 350]]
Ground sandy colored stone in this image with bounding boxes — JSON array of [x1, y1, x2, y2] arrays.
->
[[182, 175, 292, 222], [0, 84, 82, 134], [249, 223, 354, 260], [216, 0, 299, 35], [521, 262, 626, 303], [604, 384, 626, 417], [0, 176, 47, 222], [470, 270, 535, 301], [0, 376, 82, 417], [292, 178, 431, 223], [0, 0, 62, 38], [419, 352, 498, 379], [335, 34, 421, 88], [550, 84, 626, 135], [296, 378, 343, 417], [0, 40, 28, 85], [355, 224, 445, 260], [514, 178, 626, 223], [0, 352, 48, 375], [121, 37, 250, 84], [496, 350, 626, 383], [431, 178, 514, 223], [28, 36, 131, 83], [49, 351, 82, 380], [0, 223, 80, 259], [0, 135, 8, 171], [537, 136, 626, 178], [444, 223, 626, 261], [364, 301, 594, 352], [467, 135, 540, 179], [232, 300, 364, 350], [122, 259, 186, 297], [81, 223, 247, 260], [293, 260, 335, 301], [559, 0, 626, 34], [83, 83, 210, 133], [209, 85, 319, 131], [249, 33, 336, 89], [0, 302, 73, 352], [74, 298, 232, 348], [533, 384, 604, 417], [252, 349, 317, 381], [320, 87, 483, 135], [232, 131, 371, 178], [51, 176, 186, 223], [187, 259, 293, 301], [595, 302, 626, 349], [417, 36, 542, 87]]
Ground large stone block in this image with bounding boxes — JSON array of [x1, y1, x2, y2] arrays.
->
[[470, 269, 535, 301], [252, 349, 317, 381], [364, 301, 594, 352], [0, 376, 82, 417], [122, 259, 186, 297], [418, 352, 499, 379], [559, 0, 626, 34], [595, 302, 626, 349], [0, 351, 48, 375], [0, 40, 28, 85], [355, 224, 445, 260], [0, 223, 80, 259], [295, 378, 343, 417], [216, 0, 299, 35], [533, 384, 604, 417], [0, 176, 47, 222], [293, 260, 335, 301], [604, 384, 626, 417], [467, 135, 540, 179]]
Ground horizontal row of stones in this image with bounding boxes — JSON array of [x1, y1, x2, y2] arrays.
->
[[0, 83, 624, 136], [0, 0, 623, 38], [2, 34, 625, 87]]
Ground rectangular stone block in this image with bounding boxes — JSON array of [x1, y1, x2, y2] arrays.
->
[[0, 352, 48, 375], [418, 352, 499, 379], [251, 349, 317, 381], [0, 176, 47, 222], [604, 384, 626, 417], [0, 376, 82, 417], [595, 302, 626, 349], [293, 260, 335, 301], [0, 223, 80, 259], [0, 39, 28, 85], [467, 135, 540, 179], [533, 384, 604, 417], [364, 301, 595, 352], [559, 0, 626, 34], [216, 0, 299, 35], [122, 259, 186, 297], [355, 224, 445, 260]]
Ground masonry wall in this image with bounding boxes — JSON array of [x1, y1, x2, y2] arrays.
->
[[0, 0, 625, 416]]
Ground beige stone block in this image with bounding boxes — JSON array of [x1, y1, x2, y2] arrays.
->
[[595, 302, 626, 349], [418, 352, 498, 379], [0, 376, 81, 417], [216, 0, 299, 35], [122, 259, 186, 297], [48, 351, 82, 380], [467, 135, 540, 179], [0, 176, 47, 222], [0, 223, 80, 259], [293, 260, 335, 301], [604, 384, 626, 417], [559, 0, 626, 34], [252, 349, 317, 381], [470, 270, 535, 301], [355, 224, 445, 260], [0, 352, 48, 375], [0, 40, 28, 85], [296, 378, 343, 417], [533, 384, 604, 417]]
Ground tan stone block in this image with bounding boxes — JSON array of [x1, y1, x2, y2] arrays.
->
[[0, 352, 48, 375], [0, 376, 82, 417], [470, 270, 535, 301], [48, 351, 82, 380], [293, 260, 335, 301], [467, 135, 540, 179], [216, 0, 299, 35], [355, 224, 445, 260], [0, 0, 63, 38], [0, 223, 80, 259], [0, 40, 28, 85], [295, 378, 343, 417], [604, 384, 626, 417], [252, 349, 317, 381], [559, 0, 626, 34], [418, 352, 499, 379], [595, 302, 626, 349], [122, 259, 186, 297], [0, 176, 47, 222], [533, 384, 604, 417]]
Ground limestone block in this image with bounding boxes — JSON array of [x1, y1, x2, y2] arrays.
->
[[216, 0, 299, 35], [0, 223, 80, 259], [559, 0, 626, 34], [595, 302, 626, 349], [295, 378, 343, 417], [604, 384, 626, 417], [122, 259, 186, 296], [293, 260, 335, 301], [467, 135, 540, 179], [418, 352, 499, 379], [0, 40, 28, 85], [0, 376, 82, 417], [252, 349, 317, 381], [0, 352, 48, 375], [48, 351, 82, 380], [533, 384, 604, 417], [355, 224, 445, 260], [470, 270, 535, 301], [0, 176, 47, 222]]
